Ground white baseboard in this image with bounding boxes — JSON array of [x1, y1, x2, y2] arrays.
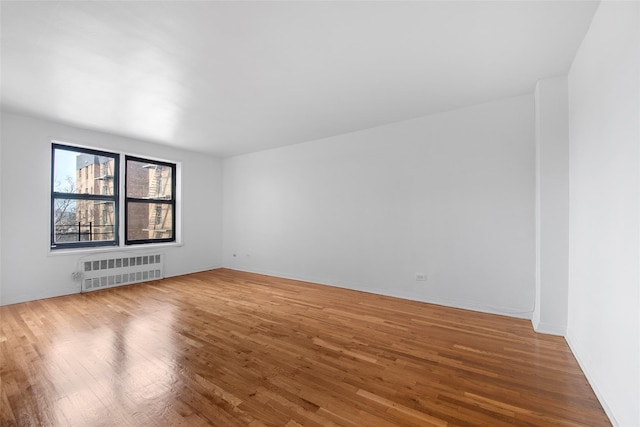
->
[[532, 320, 567, 336], [565, 333, 618, 427], [227, 267, 618, 425], [224, 266, 533, 320]]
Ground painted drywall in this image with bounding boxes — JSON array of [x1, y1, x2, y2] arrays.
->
[[567, 1, 640, 425], [0, 113, 3, 305], [0, 112, 224, 305], [533, 76, 569, 335], [223, 95, 535, 317]]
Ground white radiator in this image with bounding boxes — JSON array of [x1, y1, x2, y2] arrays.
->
[[78, 252, 164, 292]]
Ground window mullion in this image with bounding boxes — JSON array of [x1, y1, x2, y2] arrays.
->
[[52, 193, 116, 201]]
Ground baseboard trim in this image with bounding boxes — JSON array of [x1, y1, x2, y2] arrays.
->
[[223, 266, 533, 320], [532, 320, 567, 336], [565, 333, 618, 427]]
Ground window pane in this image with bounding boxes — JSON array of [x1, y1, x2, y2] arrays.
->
[[53, 148, 116, 195], [127, 202, 173, 240], [126, 160, 173, 200], [53, 199, 116, 243]]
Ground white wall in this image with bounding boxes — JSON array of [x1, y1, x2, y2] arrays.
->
[[567, 1, 640, 426], [533, 76, 570, 335], [0, 112, 224, 305], [224, 95, 536, 317], [0, 113, 3, 305]]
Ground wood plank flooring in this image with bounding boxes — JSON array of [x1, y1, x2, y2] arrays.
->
[[1, 269, 610, 426]]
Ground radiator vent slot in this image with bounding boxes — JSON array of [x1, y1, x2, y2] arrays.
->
[[80, 253, 164, 292]]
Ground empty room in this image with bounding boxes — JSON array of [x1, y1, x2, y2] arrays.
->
[[1, 1, 638, 426]]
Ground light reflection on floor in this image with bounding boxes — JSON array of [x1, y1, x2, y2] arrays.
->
[[47, 307, 179, 425]]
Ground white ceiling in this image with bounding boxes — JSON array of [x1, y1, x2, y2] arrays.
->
[[1, 1, 598, 157]]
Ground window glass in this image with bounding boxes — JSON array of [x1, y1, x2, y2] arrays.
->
[[125, 156, 176, 245], [126, 202, 174, 241], [53, 148, 116, 196], [53, 200, 116, 243], [126, 160, 173, 200], [51, 144, 119, 249]]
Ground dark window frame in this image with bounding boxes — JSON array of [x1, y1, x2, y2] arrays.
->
[[50, 143, 120, 250], [124, 155, 177, 245]]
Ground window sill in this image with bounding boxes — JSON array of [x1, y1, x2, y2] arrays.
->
[[48, 241, 183, 257]]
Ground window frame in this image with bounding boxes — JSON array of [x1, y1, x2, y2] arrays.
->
[[124, 155, 177, 245], [50, 143, 120, 250]]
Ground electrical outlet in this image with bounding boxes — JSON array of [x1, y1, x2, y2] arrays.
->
[[415, 273, 427, 281]]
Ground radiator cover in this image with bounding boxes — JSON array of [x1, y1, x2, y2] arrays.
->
[[79, 253, 164, 292]]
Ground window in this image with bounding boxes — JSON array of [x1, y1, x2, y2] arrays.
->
[[51, 144, 178, 250], [51, 144, 119, 249], [125, 156, 176, 245]]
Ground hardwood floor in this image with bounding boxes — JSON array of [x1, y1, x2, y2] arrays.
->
[[1, 269, 609, 426]]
